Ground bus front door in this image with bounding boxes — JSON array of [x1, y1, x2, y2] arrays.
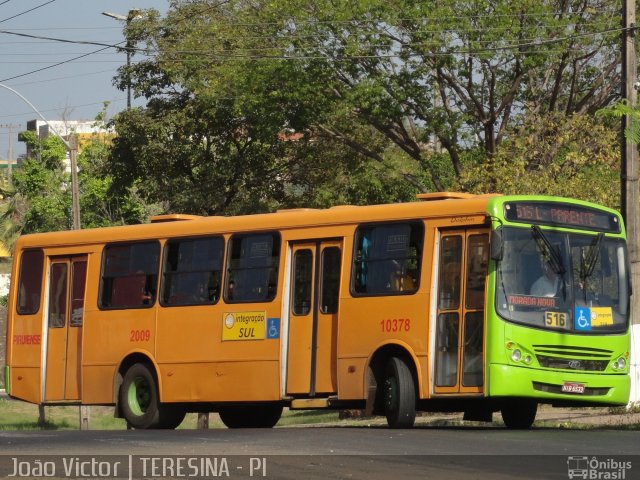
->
[[286, 241, 342, 396], [44, 256, 87, 401], [433, 229, 488, 394]]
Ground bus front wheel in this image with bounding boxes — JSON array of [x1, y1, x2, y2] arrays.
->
[[383, 357, 416, 428], [120, 363, 185, 429], [500, 398, 537, 429]]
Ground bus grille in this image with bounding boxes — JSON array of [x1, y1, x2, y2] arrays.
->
[[533, 344, 612, 372], [533, 382, 610, 396], [537, 355, 609, 371]]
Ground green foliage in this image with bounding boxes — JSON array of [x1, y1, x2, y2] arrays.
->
[[460, 113, 620, 208], [78, 138, 152, 227], [5, 134, 71, 238], [17, 131, 66, 171], [596, 100, 640, 145], [112, 0, 621, 211], [0, 110, 152, 250]]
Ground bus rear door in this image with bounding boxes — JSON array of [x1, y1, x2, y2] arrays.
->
[[44, 256, 87, 402], [286, 240, 342, 396]]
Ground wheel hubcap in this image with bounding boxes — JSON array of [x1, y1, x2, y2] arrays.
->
[[128, 376, 150, 416], [384, 377, 398, 413]]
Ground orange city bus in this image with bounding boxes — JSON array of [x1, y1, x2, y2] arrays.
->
[[4, 193, 631, 429]]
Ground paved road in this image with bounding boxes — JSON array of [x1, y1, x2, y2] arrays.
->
[[0, 427, 637, 479]]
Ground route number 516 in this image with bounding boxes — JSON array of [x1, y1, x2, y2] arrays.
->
[[545, 311, 567, 328]]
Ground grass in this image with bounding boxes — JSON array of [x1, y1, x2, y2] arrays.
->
[[0, 399, 340, 430], [0, 399, 638, 430]]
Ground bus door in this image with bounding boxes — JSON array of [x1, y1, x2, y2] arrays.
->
[[44, 256, 87, 401], [433, 229, 488, 394], [286, 240, 342, 396]]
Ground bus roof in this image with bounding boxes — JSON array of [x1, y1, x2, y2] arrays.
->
[[13, 193, 622, 249]]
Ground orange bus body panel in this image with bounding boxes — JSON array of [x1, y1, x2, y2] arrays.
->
[[6, 196, 492, 407]]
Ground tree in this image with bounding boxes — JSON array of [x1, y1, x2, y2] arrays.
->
[[109, 2, 430, 214], [7, 132, 71, 237], [111, 0, 622, 214], [0, 121, 152, 251], [78, 136, 156, 228], [460, 112, 619, 208], [161, 0, 618, 189]]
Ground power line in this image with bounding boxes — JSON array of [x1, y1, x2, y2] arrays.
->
[[0, 41, 124, 83], [168, 9, 619, 28], [0, 98, 126, 120], [142, 26, 624, 59], [0, 52, 121, 56], [0, 16, 623, 84], [0, 29, 136, 52], [6, 26, 121, 31], [0, 23, 623, 59], [8, 69, 116, 87], [0, 13, 621, 47], [0, 0, 57, 24]]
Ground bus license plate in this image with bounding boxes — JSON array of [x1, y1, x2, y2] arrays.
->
[[562, 382, 585, 394]]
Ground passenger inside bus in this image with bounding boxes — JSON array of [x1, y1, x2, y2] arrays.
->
[[227, 280, 236, 301], [530, 259, 559, 297]]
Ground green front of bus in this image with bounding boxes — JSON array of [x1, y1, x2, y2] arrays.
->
[[486, 196, 631, 407]]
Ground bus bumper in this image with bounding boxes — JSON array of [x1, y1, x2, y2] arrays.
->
[[488, 363, 630, 405], [3, 365, 8, 396]]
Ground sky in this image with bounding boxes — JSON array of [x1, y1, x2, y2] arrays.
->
[[0, 0, 170, 160]]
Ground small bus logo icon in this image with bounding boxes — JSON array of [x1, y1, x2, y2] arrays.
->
[[567, 456, 589, 479]]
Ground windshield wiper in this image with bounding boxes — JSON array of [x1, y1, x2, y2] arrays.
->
[[531, 225, 565, 275], [581, 232, 604, 280]]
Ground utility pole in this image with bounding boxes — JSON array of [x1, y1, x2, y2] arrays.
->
[[0, 123, 19, 184], [622, 0, 640, 406], [69, 134, 81, 230], [102, 10, 140, 109], [0, 84, 81, 231]]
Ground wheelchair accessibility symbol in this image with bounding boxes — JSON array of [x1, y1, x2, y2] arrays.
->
[[267, 318, 280, 339], [574, 307, 591, 331]]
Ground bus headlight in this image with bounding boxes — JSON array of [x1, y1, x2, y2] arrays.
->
[[613, 357, 627, 370], [511, 349, 522, 362], [506, 341, 535, 365]]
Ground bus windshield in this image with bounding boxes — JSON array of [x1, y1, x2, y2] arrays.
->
[[495, 226, 629, 333]]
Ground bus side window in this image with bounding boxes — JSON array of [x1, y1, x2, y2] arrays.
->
[[353, 222, 423, 296], [226, 233, 280, 303], [161, 236, 224, 306], [17, 249, 44, 315], [100, 242, 160, 309]]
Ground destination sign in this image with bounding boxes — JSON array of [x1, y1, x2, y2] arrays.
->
[[504, 202, 620, 233]]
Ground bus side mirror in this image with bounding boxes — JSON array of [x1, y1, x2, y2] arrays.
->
[[490, 230, 503, 261]]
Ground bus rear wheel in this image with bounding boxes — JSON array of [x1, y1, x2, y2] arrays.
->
[[383, 357, 416, 428], [500, 398, 537, 429], [218, 404, 283, 428], [120, 363, 185, 429]]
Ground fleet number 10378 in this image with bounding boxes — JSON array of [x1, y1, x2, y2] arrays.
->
[[380, 318, 411, 332]]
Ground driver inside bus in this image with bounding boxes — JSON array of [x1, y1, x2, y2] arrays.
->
[[530, 259, 559, 297]]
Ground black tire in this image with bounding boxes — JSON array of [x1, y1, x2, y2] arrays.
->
[[383, 357, 416, 428], [120, 363, 186, 430], [501, 398, 537, 429], [158, 406, 187, 429], [120, 363, 161, 429], [219, 404, 283, 428]]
